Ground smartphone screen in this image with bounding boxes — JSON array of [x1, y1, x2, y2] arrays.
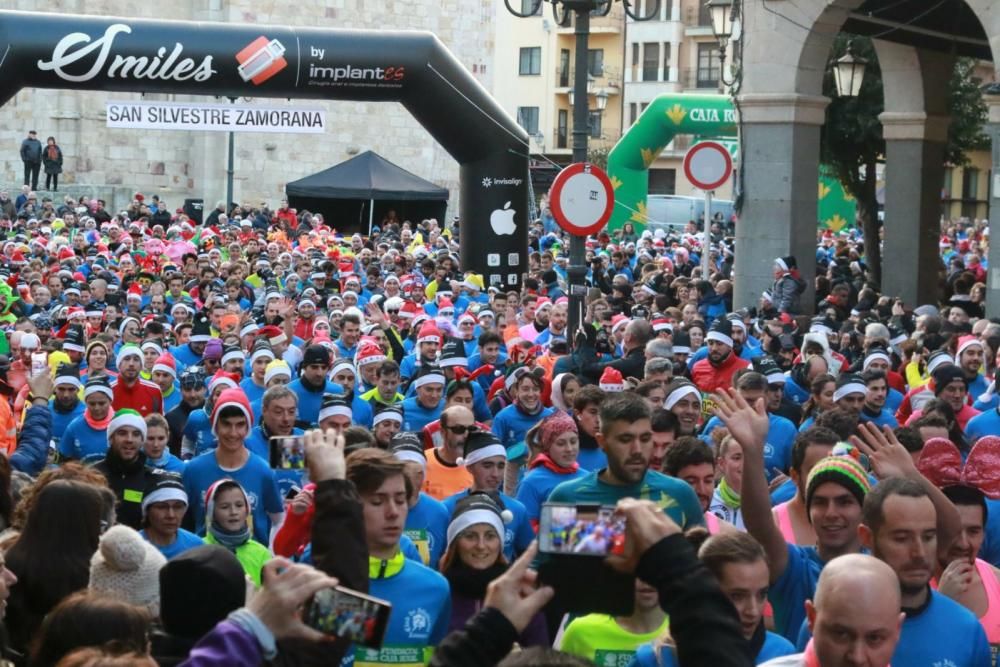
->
[[30, 353, 47, 378], [270, 435, 305, 470], [304, 586, 392, 648], [538, 504, 626, 556]]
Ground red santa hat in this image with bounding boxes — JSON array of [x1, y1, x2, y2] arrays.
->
[[651, 318, 673, 333], [611, 314, 630, 335], [956, 335, 984, 360], [152, 353, 177, 378], [210, 387, 254, 434], [399, 301, 419, 320], [417, 321, 441, 345], [599, 367, 626, 392], [356, 342, 387, 367]]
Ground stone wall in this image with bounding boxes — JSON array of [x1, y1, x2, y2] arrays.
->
[[0, 0, 495, 219]]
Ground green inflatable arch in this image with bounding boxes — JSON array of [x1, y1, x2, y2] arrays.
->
[[607, 94, 736, 231], [606, 93, 856, 233]]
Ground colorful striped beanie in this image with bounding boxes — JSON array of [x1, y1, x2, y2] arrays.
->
[[805, 454, 872, 510]]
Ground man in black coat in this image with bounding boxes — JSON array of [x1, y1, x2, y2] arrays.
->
[[578, 318, 653, 384], [19, 130, 42, 191]]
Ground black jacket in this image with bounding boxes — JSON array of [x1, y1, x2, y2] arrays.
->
[[19, 138, 41, 164], [429, 534, 753, 667], [92, 450, 171, 529], [581, 346, 647, 384]]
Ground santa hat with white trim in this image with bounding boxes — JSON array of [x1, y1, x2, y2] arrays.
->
[[833, 374, 866, 403], [355, 342, 386, 368], [251, 339, 275, 364], [116, 343, 143, 368], [446, 491, 513, 548], [264, 359, 292, 385], [84, 375, 114, 401], [457, 429, 507, 467], [221, 345, 243, 368], [190, 314, 212, 343], [955, 335, 984, 363], [208, 370, 240, 394], [439, 338, 468, 368], [417, 321, 442, 345], [210, 387, 254, 434], [63, 324, 86, 354], [108, 409, 148, 440], [152, 353, 177, 379], [599, 367, 626, 392], [141, 476, 188, 519], [374, 405, 404, 427]]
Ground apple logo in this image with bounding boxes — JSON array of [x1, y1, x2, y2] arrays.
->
[[490, 201, 516, 236]]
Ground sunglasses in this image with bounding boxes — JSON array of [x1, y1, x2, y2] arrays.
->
[[446, 424, 476, 435], [386, 309, 399, 315]]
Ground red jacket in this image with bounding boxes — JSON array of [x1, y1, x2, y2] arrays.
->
[[691, 353, 749, 395], [111, 377, 163, 417]]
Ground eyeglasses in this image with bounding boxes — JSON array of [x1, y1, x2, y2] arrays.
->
[[446, 425, 476, 435]]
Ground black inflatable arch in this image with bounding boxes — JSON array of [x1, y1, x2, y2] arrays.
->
[[0, 10, 528, 288]]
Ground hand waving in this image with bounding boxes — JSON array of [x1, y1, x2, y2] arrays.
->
[[305, 428, 347, 482], [711, 388, 769, 458], [850, 422, 916, 481]]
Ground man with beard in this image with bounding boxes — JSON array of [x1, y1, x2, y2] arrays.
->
[[534, 302, 568, 350], [516, 297, 551, 344], [852, 478, 989, 666], [580, 319, 652, 384], [49, 364, 84, 451], [111, 344, 163, 417], [955, 335, 989, 400], [754, 356, 801, 425], [423, 405, 474, 500], [548, 393, 702, 530], [691, 318, 749, 394], [169, 313, 211, 373], [93, 409, 168, 529], [859, 370, 898, 429], [165, 366, 206, 458], [287, 344, 342, 429]]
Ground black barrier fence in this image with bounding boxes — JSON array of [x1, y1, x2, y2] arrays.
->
[[0, 10, 528, 288]]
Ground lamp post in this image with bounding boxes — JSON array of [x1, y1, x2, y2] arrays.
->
[[505, 0, 660, 337], [705, 0, 738, 88], [833, 42, 867, 97]]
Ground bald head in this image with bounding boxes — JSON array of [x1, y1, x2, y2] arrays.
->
[[808, 554, 903, 667]]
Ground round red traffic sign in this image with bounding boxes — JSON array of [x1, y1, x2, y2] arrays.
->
[[550, 162, 615, 237], [683, 141, 733, 192]]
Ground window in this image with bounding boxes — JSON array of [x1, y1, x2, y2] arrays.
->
[[663, 42, 672, 81], [642, 42, 659, 81], [696, 43, 720, 88], [698, 1, 711, 25], [520, 0, 541, 15], [517, 107, 539, 135], [519, 47, 541, 75], [557, 110, 568, 148], [629, 103, 637, 125], [588, 49, 604, 76], [589, 111, 602, 138], [943, 167, 954, 196], [559, 49, 570, 87], [962, 168, 980, 200]]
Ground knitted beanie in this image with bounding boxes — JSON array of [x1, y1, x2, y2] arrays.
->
[[159, 545, 247, 639], [89, 524, 167, 616], [805, 455, 872, 511]]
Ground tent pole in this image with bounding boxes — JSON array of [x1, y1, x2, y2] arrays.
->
[[368, 199, 374, 237]]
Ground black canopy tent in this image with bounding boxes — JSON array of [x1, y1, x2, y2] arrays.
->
[[285, 150, 449, 235]]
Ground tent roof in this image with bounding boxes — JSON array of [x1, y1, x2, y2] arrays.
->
[[285, 150, 449, 201]]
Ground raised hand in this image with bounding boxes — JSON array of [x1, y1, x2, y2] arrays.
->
[[606, 498, 681, 575], [937, 559, 975, 600], [250, 558, 339, 642], [850, 422, 916, 481], [483, 543, 554, 632], [710, 388, 769, 457], [305, 428, 347, 482]]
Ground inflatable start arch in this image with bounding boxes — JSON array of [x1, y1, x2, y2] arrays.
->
[[0, 10, 529, 288]]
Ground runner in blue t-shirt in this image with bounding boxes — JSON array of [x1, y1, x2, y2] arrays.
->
[[58, 377, 115, 464]]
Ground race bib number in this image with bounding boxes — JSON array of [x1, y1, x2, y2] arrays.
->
[[404, 529, 430, 566], [593, 649, 637, 667], [354, 645, 430, 666]]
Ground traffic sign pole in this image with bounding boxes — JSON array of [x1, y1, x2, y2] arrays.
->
[[702, 189, 712, 279], [682, 141, 732, 280]]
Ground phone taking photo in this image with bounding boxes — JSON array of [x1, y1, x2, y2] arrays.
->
[[270, 435, 305, 470], [538, 503, 626, 557], [304, 586, 392, 648]]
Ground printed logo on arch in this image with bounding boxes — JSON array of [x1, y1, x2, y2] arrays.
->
[[236, 37, 288, 85]]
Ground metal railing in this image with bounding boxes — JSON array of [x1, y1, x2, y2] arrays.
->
[[553, 65, 623, 89]]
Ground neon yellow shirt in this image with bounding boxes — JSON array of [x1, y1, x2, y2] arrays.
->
[[559, 613, 670, 666]]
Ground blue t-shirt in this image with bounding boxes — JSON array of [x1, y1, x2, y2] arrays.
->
[[181, 451, 283, 545], [770, 479, 797, 506], [442, 489, 535, 561], [859, 407, 898, 429], [492, 403, 556, 454], [404, 493, 450, 570], [169, 344, 202, 375], [577, 447, 609, 473], [59, 414, 109, 463], [141, 528, 205, 560], [770, 543, 823, 642], [288, 378, 343, 427], [700, 413, 796, 478], [401, 396, 444, 433], [162, 385, 182, 414], [50, 400, 85, 449], [346, 558, 451, 666], [243, 425, 306, 462], [182, 409, 216, 457], [516, 465, 590, 523], [629, 630, 795, 666], [979, 497, 1000, 568], [548, 470, 705, 531], [966, 409, 1000, 445], [239, 377, 268, 407], [147, 451, 186, 474]]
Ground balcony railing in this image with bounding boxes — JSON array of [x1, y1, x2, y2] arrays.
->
[[681, 67, 721, 91], [554, 65, 622, 91]]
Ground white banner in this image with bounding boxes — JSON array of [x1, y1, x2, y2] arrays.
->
[[105, 100, 326, 134]]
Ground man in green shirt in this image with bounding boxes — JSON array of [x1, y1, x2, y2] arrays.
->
[[548, 392, 704, 531]]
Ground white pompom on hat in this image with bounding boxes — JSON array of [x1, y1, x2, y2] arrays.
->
[[89, 524, 167, 616]]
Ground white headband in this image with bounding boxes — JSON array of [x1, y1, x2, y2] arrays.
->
[[318, 404, 352, 423], [374, 410, 404, 426], [446, 509, 505, 548], [665, 386, 701, 410], [862, 352, 891, 370], [706, 331, 733, 348], [55, 375, 82, 389], [393, 450, 426, 469], [84, 384, 114, 400], [141, 486, 188, 514], [833, 383, 866, 403], [413, 373, 445, 389], [458, 443, 506, 468], [221, 349, 244, 366], [251, 347, 275, 363]]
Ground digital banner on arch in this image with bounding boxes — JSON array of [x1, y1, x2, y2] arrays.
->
[[106, 100, 327, 134]]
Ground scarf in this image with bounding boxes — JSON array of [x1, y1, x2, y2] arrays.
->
[[717, 478, 741, 510], [445, 560, 507, 600], [46, 145, 58, 161], [515, 399, 543, 418], [147, 451, 170, 469], [209, 520, 251, 552], [84, 409, 113, 432], [529, 452, 579, 475], [575, 418, 600, 451]]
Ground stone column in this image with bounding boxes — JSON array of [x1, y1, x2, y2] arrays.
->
[[879, 112, 950, 308], [985, 102, 1000, 317], [733, 93, 829, 314]]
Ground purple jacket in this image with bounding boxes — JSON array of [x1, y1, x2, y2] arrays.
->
[[178, 621, 262, 667], [448, 592, 549, 648]]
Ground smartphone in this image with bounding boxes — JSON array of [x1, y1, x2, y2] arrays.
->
[[270, 435, 305, 470], [304, 586, 392, 648], [285, 485, 301, 501], [30, 353, 47, 378], [538, 503, 626, 557]]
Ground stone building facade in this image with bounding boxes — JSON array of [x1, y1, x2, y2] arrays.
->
[[0, 0, 494, 215]]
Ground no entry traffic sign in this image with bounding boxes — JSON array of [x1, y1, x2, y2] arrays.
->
[[550, 162, 615, 237], [683, 141, 733, 192]]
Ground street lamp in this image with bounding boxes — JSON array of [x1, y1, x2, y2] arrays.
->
[[705, 0, 739, 87], [833, 42, 867, 97], [505, 0, 661, 339], [596, 89, 609, 112]]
